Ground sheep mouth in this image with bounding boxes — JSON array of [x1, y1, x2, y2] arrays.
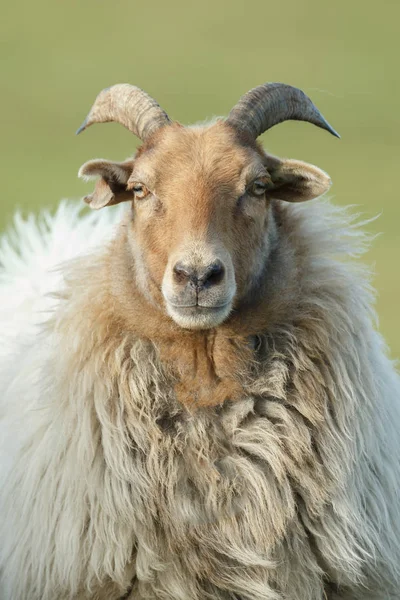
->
[[169, 303, 231, 310], [165, 301, 233, 329]]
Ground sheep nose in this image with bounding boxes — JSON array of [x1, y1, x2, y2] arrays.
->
[[173, 260, 225, 289]]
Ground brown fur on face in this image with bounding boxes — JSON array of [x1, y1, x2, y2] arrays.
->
[[127, 123, 275, 322], [79, 120, 330, 321], [79, 119, 331, 407]]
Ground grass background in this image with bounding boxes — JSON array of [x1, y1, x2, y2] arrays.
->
[[1, 0, 399, 357]]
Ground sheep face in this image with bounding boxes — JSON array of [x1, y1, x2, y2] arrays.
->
[[78, 82, 336, 331], [126, 121, 277, 330], [80, 124, 331, 331]]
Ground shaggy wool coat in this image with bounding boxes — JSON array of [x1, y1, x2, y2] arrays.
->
[[0, 200, 399, 600]]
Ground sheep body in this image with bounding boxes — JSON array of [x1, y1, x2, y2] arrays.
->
[[1, 199, 399, 600]]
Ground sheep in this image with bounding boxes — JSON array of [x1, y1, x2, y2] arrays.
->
[[0, 81, 399, 600]]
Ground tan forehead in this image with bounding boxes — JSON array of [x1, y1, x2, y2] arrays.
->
[[133, 121, 263, 188]]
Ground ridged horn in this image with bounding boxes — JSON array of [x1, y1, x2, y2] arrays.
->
[[226, 82, 339, 139], [76, 83, 171, 141]]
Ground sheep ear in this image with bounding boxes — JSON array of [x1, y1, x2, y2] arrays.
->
[[263, 154, 332, 202], [78, 159, 135, 209]]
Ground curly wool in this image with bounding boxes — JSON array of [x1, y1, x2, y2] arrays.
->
[[0, 200, 399, 600]]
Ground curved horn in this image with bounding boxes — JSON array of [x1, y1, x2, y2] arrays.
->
[[226, 82, 339, 139], [76, 83, 171, 141]]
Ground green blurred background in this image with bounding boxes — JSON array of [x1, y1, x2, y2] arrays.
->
[[1, 0, 399, 357]]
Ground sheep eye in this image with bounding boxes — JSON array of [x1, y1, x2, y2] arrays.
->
[[131, 183, 149, 200], [249, 180, 268, 197]]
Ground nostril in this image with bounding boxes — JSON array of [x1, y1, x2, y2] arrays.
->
[[201, 260, 225, 287], [173, 262, 193, 284], [173, 260, 225, 289]]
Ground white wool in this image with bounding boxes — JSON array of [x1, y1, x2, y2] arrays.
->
[[0, 200, 399, 600], [0, 202, 125, 358], [0, 202, 125, 502]]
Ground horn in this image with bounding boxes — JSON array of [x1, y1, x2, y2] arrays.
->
[[226, 82, 339, 139], [76, 83, 171, 141]]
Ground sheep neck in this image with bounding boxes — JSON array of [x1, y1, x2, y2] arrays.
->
[[155, 329, 253, 408], [104, 206, 294, 409]]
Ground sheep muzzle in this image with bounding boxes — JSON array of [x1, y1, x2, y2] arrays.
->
[[162, 244, 237, 330]]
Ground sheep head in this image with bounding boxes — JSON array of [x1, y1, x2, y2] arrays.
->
[[77, 83, 338, 331]]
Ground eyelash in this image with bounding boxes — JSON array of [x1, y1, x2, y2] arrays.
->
[[131, 183, 150, 200], [247, 180, 268, 197]]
